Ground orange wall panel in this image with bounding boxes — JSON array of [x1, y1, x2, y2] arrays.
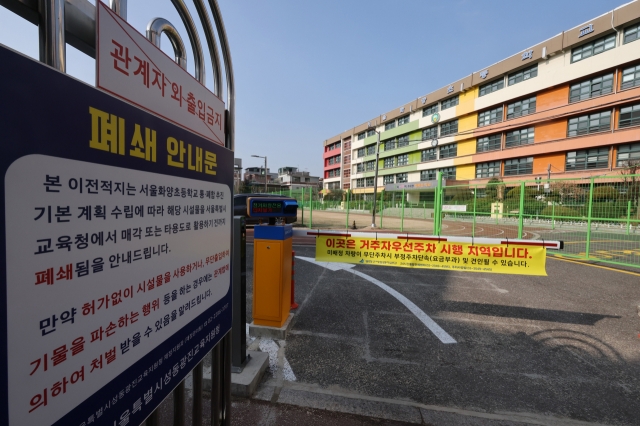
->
[[535, 120, 566, 143], [533, 153, 565, 175], [537, 85, 569, 112]]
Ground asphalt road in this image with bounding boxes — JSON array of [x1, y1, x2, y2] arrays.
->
[[246, 243, 640, 425]]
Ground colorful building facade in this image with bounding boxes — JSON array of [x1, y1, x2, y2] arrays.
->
[[322, 1, 640, 200]]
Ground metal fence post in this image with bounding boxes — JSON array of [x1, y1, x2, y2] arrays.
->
[[211, 344, 221, 426], [552, 202, 555, 230], [627, 200, 632, 235], [309, 187, 313, 228], [232, 217, 247, 371], [518, 181, 525, 239], [301, 187, 305, 226], [472, 185, 477, 238], [585, 177, 595, 259], [380, 192, 384, 229], [346, 190, 350, 230], [434, 172, 443, 235], [401, 188, 405, 232]]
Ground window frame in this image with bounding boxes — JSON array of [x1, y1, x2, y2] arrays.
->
[[503, 157, 533, 176], [422, 103, 439, 116], [569, 73, 614, 103], [421, 148, 437, 162], [366, 177, 375, 187], [476, 161, 501, 178], [506, 96, 536, 119], [621, 64, 640, 90], [395, 173, 408, 183], [619, 103, 640, 128], [422, 126, 437, 140], [479, 78, 504, 97], [477, 134, 502, 152], [567, 110, 612, 136], [396, 154, 409, 166], [505, 127, 535, 148], [420, 170, 436, 181], [397, 115, 410, 126], [439, 143, 457, 159], [508, 64, 538, 86], [439, 167, 456, 180], [383, 157, 395, 169], [624, 22, 640, 44], [616, 142, 640, 167], [571, 33, 616, 63], [566, 148, 610, 171], [357, 147, 365, 158], [441, 95, 459, 110], [384, 120, 396, 131], [440, 119, 458, 137], [383, 175, 394, 184], [478, 106, 504, 127], [366, 145, 376, 156]]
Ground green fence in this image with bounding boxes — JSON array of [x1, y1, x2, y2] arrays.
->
[[239, 173, 640, 269]]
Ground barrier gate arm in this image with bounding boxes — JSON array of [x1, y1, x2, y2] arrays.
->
[[292, 229, 564, 250]]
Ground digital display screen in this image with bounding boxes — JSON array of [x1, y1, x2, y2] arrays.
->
[[250, 201, 284, 214]]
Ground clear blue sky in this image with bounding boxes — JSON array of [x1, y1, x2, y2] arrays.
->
[[0, 0, 626, 177]]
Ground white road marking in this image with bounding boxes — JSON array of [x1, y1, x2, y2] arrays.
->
[[259, 339, 297, 381], [297, 256, 456, 344]]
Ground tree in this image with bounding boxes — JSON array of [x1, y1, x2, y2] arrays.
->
[[618, 159, 640, 218], [485, 178, 505, 201], [550, 181, 586, 204]]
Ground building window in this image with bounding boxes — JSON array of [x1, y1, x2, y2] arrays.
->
[[357, 148, 365, 158], [343, 168, 350, 178], [367, 129, 376, 137], [477, 134, 501, 152], [421, 148, 437, 162], [571, 33, 616, 63], [397, 154, 408, 166], [383, 175, 394, 184], [504, 157, 533, 176], [624, 22, 640, 44], [439, 143, 457, 159], [366, 160, 375, 171], [508, 64, 538, 86], [569, 73, 614, 102], [420, 170, 436, 181], [566, 148, 609, 171], [422, 126, 437, 140], [422, 104, 438, 116], [568, 110, 611, 136], [366, 145, 376, 156], [356, 178, 365, 188], [397, 135, 409, 148], [478, 106, 503, 127], [384, 138, 396, 151], [507, 96, 536, 119], [619, 103, 640, 128], [366, 177, 375, 186], [476, 161, 501, 178], [343, 183, 350, 190], [383, 157, 395, 168], [395, 173, 408, 183], [441, 95, 459, 110], [617, 142, 640, 167], [479, 79, 504, 96], [343, 140, 351, 150], [343, 154, 350, 164], [505, 127, 534, 148], [356, 163, 364, 173], [622, 65, 640, 90], [384, 120, 396, 131], [439, 167, 456, 179], [357, 132, 365, 140], [440, 119, 458, 136], [398, 115, 410, 126]]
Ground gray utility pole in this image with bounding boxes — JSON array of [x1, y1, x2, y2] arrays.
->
[[371, 130, 381, 228], [251, 154, 268, 192]]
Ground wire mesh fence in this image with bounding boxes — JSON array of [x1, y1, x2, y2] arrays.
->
[[237, 173, 640, 269]]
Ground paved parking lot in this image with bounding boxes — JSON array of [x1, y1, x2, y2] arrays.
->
[[246, 243, 640, 425]]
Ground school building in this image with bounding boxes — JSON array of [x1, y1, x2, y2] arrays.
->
[[321, 1, 640, 200]]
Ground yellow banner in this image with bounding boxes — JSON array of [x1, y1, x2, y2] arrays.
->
[[315, 236, 546, 276]]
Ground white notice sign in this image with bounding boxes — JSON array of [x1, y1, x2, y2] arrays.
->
[[96, 2, 225, 146], [6, 155, 230, 425]]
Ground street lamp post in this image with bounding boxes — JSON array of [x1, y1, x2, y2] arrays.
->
[[370, 129, 381, 228], [251, 154, 267, 193]]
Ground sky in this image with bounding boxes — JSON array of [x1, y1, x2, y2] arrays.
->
[[0, 0, 627, 177]]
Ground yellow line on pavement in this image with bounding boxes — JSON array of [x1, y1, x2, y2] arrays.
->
[[549, 256, 640, 277]]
